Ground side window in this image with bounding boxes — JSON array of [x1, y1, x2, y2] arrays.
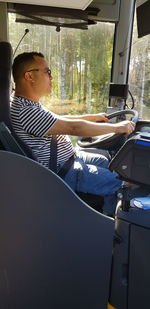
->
[[9, 13, 115, 115], [129, 10, 150, 120]]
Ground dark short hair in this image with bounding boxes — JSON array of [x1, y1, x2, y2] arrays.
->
[[12, 52, 44, 82]]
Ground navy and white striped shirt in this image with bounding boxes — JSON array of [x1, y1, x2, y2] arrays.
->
[[10, 96, 75, 168]]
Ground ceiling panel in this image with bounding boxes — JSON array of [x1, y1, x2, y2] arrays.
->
[[1, 0, 94, 10]]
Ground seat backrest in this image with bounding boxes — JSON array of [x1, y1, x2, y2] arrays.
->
[[0, 121, 27, 155], [0, 41, 114, 308], [0, 150, 114, 309]]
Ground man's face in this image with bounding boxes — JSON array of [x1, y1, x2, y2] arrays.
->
[[29, 56, 52, 97]]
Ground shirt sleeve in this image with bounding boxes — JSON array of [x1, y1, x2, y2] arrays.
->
[[19, 106, 57, 137]]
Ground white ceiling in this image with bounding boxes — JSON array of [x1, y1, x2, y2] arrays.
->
[[1, 0, 94, 10]]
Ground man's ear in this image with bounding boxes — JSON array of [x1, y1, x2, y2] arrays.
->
[[24, 71, 34, 82]]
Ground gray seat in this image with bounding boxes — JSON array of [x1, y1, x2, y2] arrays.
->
[[0, 41, 114, 308], [0, 150, 114, 309]]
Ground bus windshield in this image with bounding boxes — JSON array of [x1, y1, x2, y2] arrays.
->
[[9, 13, 115, 115]]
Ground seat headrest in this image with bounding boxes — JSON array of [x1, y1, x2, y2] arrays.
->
[[0, 41, 13, 129], [0, 41, 12, 71]]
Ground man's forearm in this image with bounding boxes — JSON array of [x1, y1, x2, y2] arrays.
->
[[63, 114, 96, 121], [47, 118, 135, 137], [71, 120, 118, 136], [63, 113, 108, 122]]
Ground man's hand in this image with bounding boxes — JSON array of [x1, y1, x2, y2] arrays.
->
[[90, 113, 109, 123], [114, 120, 135, 135]]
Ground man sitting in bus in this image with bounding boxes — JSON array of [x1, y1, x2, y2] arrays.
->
[[11, 52, 135, 216]]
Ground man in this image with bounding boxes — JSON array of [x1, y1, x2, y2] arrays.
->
[[11, 52, 135, 216]]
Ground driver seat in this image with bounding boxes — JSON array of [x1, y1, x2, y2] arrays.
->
[[0, 42, 38, 161], [0, 41, 114, 309]]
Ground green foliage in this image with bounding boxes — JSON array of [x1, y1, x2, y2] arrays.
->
[[129, 13, 150, 119], [9, 13, 114, 115]]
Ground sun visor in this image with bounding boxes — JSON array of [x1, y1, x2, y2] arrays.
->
[[136, 0, 150, 38], [8, 3, 99, 30]]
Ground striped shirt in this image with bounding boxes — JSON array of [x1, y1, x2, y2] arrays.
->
[[10, 96, 75, 169]]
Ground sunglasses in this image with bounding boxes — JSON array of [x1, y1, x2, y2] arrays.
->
[[26, 68, 52, 77]]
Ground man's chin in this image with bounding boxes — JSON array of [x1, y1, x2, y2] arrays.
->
[[41, 90, 51, 98], [45, 87, 51, 94]]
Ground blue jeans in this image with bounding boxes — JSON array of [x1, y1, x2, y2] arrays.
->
[[59, 151, 121, 215]]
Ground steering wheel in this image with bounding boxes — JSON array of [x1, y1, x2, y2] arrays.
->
[[77, 109, 139, 150]]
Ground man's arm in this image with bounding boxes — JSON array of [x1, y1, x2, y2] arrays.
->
[[46, 117, 135, 137], [63, 113, 109, 123]]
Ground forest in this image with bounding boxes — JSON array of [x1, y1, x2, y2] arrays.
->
[[9, 12, 150, 119], [129, 23, 150, 119]]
